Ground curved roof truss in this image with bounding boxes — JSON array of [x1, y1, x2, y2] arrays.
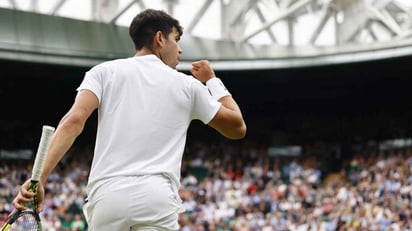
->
[[1, 0, 412, 70]]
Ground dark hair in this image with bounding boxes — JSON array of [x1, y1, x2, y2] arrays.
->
[[129, 9, 183, 51]]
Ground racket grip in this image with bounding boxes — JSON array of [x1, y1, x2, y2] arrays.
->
[[27, 181, 40, 211], [31, 125, 55, 181]]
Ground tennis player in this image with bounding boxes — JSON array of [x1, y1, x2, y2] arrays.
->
[[12, 8, 246, 230]]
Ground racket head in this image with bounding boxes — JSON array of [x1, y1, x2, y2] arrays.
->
[[1, 210, 41, 231]]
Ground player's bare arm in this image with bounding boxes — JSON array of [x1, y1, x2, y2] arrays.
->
[[12, 90, 98, 213], [208, 96, 246, 139], [40, 89, 98, 185], [191, 60, 246, 139]]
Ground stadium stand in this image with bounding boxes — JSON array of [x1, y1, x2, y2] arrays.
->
[[1, 140, 412, 230]]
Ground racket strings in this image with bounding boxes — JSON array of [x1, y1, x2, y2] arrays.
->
[[9, 212, 40, 231]]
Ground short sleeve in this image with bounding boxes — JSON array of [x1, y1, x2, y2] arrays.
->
[[190, 81, 221, 124], [76, 65, 106, 104]]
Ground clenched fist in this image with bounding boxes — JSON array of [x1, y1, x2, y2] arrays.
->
[[191, 60, 216, 83]]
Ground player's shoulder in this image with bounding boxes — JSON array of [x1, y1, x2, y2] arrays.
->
[[172, 69, 204, 87], [98, 57, 132, 68], [88, 57, 133, 73]]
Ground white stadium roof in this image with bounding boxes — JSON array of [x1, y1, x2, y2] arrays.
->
[[2, 0, 412, 70]]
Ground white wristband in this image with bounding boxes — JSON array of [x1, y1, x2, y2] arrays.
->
[[206, 77, 231, 101]]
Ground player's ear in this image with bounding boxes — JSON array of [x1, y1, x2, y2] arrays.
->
[[153, 31, 165, 47]]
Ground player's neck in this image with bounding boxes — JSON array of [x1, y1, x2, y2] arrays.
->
[[135, 48, 159, 58]]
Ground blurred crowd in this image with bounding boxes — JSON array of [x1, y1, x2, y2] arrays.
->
[[1, 141, 412, 231], [178, 143, 412, 231]]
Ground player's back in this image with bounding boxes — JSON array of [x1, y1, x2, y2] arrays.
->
[[82, 54, 202, 186]]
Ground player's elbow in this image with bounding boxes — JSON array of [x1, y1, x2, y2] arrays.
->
[[59, 112, 87, 137], [225, 122, 247, 140], [208, 109, 247, 139], [233, 125, 247, 139]]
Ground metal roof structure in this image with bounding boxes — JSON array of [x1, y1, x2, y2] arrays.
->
[[1, 0, 412, 70]]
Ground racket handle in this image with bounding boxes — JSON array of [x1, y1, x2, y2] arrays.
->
[[31, 125, 55, 181]]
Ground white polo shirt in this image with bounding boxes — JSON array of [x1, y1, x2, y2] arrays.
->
[[77, 54, 221, 193]]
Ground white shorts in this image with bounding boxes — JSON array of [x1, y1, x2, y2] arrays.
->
[[83, 174, 185, 231]]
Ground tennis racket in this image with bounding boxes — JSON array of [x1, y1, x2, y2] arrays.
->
[[1, 125, 55, 231]]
